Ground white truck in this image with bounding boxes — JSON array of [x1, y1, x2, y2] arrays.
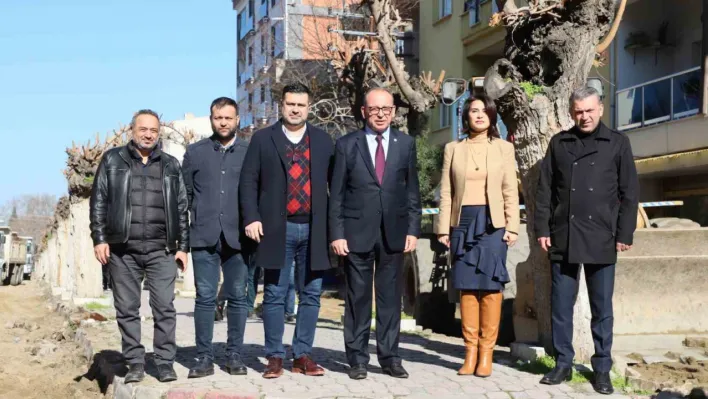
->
[[0, 226, 29, 286], [20, 237, 34, 280]]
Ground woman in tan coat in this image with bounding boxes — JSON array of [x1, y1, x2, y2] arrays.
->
[[436, 94, 520, 377]]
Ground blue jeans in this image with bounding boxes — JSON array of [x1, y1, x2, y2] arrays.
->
[[192, 236, 249, 360], [262, 222, 324, 359], [285, 263, 296, 316], [246, 263, 261, 311]]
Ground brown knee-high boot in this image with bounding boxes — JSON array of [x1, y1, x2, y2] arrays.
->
[[458, 291, 480, 375], [475, 291, 503, 377]]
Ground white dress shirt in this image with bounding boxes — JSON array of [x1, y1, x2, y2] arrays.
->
[[364, 125, 390, 163]]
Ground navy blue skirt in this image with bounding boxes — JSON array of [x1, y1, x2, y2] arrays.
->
[[450, 205, 510, 291]]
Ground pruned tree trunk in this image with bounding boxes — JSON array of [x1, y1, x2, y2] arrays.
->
[[484, 0, 622, 361]]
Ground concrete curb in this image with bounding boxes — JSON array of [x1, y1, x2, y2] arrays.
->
[[112, 380, 260, 399]]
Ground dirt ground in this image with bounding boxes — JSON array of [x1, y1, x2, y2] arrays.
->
[[0, 282, 103, 399], [629, 353, 708, 393]]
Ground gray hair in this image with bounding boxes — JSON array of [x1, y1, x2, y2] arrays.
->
[[364, 87, 394, 106], [130, 109, 161, 129], [569, 86, 601, 105]]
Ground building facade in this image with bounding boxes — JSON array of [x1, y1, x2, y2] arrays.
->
[[231, 0, 418, 136], [420, 0, 708, 224]]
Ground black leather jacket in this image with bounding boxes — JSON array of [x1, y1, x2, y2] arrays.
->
[[89, 143, 190, 252]]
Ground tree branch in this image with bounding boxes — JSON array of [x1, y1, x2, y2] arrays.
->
[[366, 0, 430, 112], [596, 0, 627, 53]]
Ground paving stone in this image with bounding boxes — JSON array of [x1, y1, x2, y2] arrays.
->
[[84, 292, 638, 399]]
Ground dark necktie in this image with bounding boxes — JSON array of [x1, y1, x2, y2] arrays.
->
[[375, 134, 385, 184]]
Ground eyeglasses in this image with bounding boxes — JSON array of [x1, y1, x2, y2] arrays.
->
[[367, 106, 395, 116]]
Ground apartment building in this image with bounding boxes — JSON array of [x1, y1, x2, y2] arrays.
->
[[420, 0, 708, 224], [231, 0, 418, 136]]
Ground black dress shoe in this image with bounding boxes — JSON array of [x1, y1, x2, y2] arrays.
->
[[188, 357, 215, 379], [382, 363, 409, 379], [539, 366, 573, 385], [225, 353, 248, 375], [592, 371, 614, 395], [157, 364, 178, 382], [348, 364, 367, 380], [285, 313, 296, 323], [124, 363, 145, 383]]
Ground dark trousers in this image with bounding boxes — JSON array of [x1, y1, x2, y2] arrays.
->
[[109, 249, 177, 366], [192, 236, 249, 360], [551, 262, 615, 372], [262, 222, 324, 359], [102, 264, 112, 290], [344, 228, 403, 367], [217, 260, 259, 311]]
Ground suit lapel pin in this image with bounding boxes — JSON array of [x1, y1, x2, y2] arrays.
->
[[393, 138, 397, 142]]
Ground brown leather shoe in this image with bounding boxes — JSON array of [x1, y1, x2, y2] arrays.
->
[[292, 355, 325, 376], [262, 357, 284, 379], [458, 291, 480, 375], [475, 292, 503, 378]]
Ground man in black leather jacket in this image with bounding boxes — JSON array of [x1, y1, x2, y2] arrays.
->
[[89, 109, 189, 383]]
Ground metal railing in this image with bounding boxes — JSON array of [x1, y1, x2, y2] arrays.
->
[[616, 67, 701, 132]]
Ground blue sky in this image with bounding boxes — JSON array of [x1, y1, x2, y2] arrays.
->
[[0, 0, 236, 207]]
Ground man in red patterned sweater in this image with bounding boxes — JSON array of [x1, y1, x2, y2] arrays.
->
[[240, 83, 335, 378]]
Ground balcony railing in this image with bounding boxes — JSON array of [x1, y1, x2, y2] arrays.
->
[[616, 67, 701, 132]]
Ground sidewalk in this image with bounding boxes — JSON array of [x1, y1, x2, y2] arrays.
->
[[87, 292, 637, 399]]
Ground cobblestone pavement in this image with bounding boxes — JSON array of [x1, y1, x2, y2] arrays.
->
[[90, 292, 639, 399]]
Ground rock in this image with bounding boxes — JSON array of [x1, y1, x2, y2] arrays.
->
[[665, 351, 681, 360], [50, 331, 66, 342], [510, 342, 546, 362], [80, 319, 97, 328], [684, 337, 708, 348], [88, 312, 107, 322], [13, 337, 20, 344], [4, 321, 14, 329], [627, 352, 646, 364], [30, 340, 58, 357], [29, 323, 40, 331], [650, 217, 701, 229]]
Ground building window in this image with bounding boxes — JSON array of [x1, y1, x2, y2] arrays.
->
[[249, 0, 254, 17], [261, 34, 266, 54], [248, 46, 253, 65], [248, 93, 254, 111], [271, 0, 276, 6], [271, 26, 276, 56], [260, 86, 266, 103], [440, 104, 452, 128], [465, 0, 480, 25], [438, 0, 452, 20], [261, 0, 266, 4]]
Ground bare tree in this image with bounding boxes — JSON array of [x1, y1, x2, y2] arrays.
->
[[483, 0, 627, 358], [0, 194, 58, 219]]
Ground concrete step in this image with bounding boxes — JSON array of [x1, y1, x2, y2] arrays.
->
[[614, 256, 708, 335], [619, 228, 708, 257]]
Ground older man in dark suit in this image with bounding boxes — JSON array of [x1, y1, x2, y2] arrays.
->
[[329, 87, 421, 380]]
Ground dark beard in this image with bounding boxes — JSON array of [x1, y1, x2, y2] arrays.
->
[[212, 125, 239, 141]]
